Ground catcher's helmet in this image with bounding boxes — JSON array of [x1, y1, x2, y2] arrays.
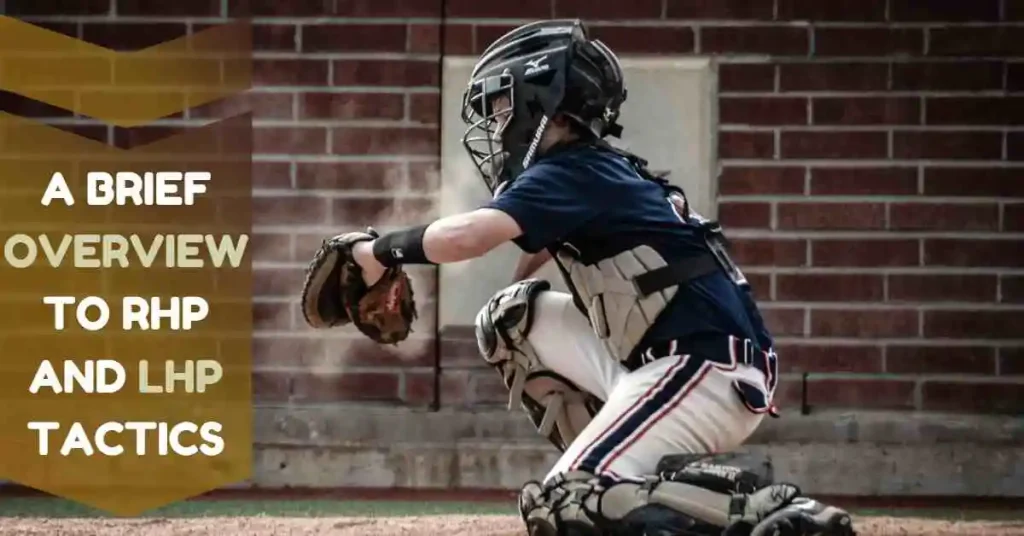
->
[[460, 19, 627, 196]]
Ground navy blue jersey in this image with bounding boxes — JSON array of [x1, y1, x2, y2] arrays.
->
[[485, 144, 774, 360]]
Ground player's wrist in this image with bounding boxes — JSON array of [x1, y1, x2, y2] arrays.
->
[[371, 224, 434, 266]]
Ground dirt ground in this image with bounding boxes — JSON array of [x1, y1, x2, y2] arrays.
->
[[1, 515, 1023, 536]]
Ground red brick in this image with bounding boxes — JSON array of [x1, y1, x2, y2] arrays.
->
[[777, 0, 886, 21], [555, 0, 660, 18], [333, 60, 438, 87], [761, 308, 805, 336], [252, 25, 297, 51], [230, 0, 333, 15], [812, 239, 920, 267], [893, 131, 1003, 160], [116, 0, 219, 15], [890, 203, 999, 231], [810, 167, 917, 196], [924, 310, 1020, 339], [335, 0, 440, 16], [8, 0, 109, 14], [250, 232, 292, 263], [729, 238, 806, 267], [719, 132, 774, 159], [252, 370, 290, 402], [893, 61, 1005, 91], [253, 337, 325, 369], [813, 98, 920, 126], [302, 24, 407, 53], [409, 163, 441, 192], [332, 197, 435, 226], [296, 162, 404, 191], [254, 267, 303, 297], [718, 64, 776, 92], [702, 27, 808, 56], [334, 338, 434, 368], [717, 201, 771, 229], [332, 127, 438, 156], [927, 97, 1024, 126], [814, 28, 923, 57], [410, 23, 473, 54], [780, 63, 888, 91], [720, 97, 807, 126], [778, 202, 886, 230], [1009, 133, 1024, 161], [745, 274, 772, 301], [930, 27, 1024, 56], [921, 381, 1024, 414], [807, 379, 916, 410], [1008, 63, 1024, 91], [409, 94, 439, 123], [780, 131, 888, 159], [253, 303, 292, 331], [925, 239, 1024, 268], [666, 0, 774, 19], [811, 309, 919, 338], [889, 275, 998, 303], [587, 26, 695, 54], [924, 168, 1024, 197], [1003, 276, 1024, 303], [446, 0, 548, 17], [254, 127, 327, 155], [777, 274, 884, 302], [192, 92, 293, 121], [254, 59, 329, 87], [300, 93, 404, 120], [473, 25, 516, 54], [252, 196, 328, 225], [891, 0, 999, 21], [1000, 348, 1024, 375], [253, 162, 291, 189], [290, 371, 401, 403], [778, 345, 883, 373], [887, 345, 996, 375], [81, 22, 187, 50], [1007, 203, 1024, 232], [719, 167, 804, 195]]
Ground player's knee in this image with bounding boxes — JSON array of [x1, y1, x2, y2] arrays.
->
[[474, 278, 551, 365], [474, 280, 600, 452]]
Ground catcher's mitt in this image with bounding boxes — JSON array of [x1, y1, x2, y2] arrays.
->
[[300, 228, 417, 345]]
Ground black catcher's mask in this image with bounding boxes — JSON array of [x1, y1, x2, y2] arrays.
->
[[460, 19, 627, 197]]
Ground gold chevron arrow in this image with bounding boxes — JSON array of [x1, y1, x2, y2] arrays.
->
[[0, 17, 251, 127]]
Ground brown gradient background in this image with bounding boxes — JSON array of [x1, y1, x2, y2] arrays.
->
[[0, 18, 253, 517]]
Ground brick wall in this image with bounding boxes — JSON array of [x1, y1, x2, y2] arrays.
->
[[3, 0, 1021, 420]]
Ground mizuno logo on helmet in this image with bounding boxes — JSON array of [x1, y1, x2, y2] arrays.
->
[[524, 55, 550, 76]]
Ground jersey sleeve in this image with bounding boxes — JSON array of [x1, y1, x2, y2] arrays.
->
[[485, 160, 607, 253]]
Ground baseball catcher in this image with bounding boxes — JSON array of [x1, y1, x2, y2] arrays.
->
[[301, 19, 854, 536]]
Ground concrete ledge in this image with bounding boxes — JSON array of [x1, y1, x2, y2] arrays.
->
[[250, 405, 1024, 496]]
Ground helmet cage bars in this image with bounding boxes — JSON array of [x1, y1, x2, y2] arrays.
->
[[460, 21, 579, 196]]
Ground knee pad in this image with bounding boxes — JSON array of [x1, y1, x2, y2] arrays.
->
[[657, 454, 773, 494], [475, 280, 602, 452]]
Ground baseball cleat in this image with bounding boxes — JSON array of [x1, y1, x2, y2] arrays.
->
[[749, 497, 855, 536]]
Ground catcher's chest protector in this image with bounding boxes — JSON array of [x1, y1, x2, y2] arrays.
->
[[554, 245, 678, 363]]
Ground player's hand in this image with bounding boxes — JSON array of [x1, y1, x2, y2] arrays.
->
[[352, 240, 386, 286]]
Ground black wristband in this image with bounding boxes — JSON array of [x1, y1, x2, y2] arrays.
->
[[372, 224, 434, 267]]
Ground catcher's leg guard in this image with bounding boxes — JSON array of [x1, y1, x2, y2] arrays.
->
[[475, 279, 604, 452], [518, 469, 800, 536]]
